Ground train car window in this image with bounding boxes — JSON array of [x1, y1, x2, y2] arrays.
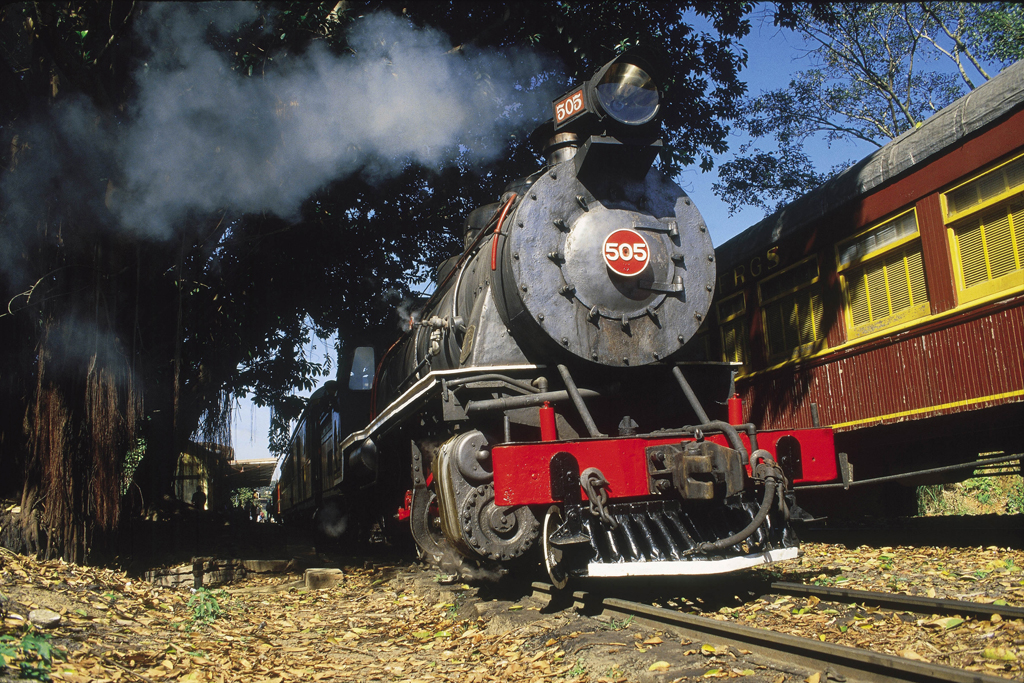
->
[[320, 405, 335, 483], [717, 292, 748, 365], [301, 431, 312, 502], [277, 457, 291, 511], [836, 209, 930, 339], [837, 211, 918, 268], [332, 411, 344, 483], [944, 154, 1024, 221], [291, 418, 308, 502], [757, 257, 826, 362], [289, 427, 301, 502], [348, 346, 375, 391], [943, 154, 1024, 304]]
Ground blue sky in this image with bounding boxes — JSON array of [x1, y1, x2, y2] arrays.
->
[[231, 330, 335, 462], [679, 11, 880, 245]]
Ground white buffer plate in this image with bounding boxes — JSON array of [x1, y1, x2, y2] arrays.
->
[[587, 547, 800, 577]]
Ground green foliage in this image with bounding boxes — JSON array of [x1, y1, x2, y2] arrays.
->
[[0, 636, 15, 664], [963, 477, 996, 505], [600, 614, 634, 631], [1008, 478, 1024, 514], [712, 142, 849, 214], [918, 474, 1023, 515], [918, 484, 946, 515], [715, 2, 1023, 215], [568, 659, 587, 677], [953, 4, 1024, 66], [120, 438, 146, 495], [231, 488, 255, 508], [187, 588, 225, 626], [0, 632, 66, 681]]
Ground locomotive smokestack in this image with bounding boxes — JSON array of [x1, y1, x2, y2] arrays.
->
[[544, 132, 579, 165]]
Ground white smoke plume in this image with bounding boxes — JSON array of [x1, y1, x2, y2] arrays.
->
[[114, 5, 561, 236], [395, 297, 424, 332], [1, 4, 563, 245]]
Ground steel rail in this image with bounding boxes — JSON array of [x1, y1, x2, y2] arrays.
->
[[531, 581, 1011, 683], [772, 581, 1024, 622]]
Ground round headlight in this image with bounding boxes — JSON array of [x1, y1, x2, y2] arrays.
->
[[594, 63, 660, 125]]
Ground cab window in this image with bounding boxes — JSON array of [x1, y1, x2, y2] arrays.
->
[[348, 346, 375, 391]]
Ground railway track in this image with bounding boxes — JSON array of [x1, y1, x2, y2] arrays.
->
[[531, 581, 1016, 683], [771, 581, 1024, 623]]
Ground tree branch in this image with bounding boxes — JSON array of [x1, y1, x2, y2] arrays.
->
[[91, 0, 137, 66], [919, 2, 989, 87]]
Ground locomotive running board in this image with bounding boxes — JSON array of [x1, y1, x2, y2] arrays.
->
[[587, 547, 800, 577]]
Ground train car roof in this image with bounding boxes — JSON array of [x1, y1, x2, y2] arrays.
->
[[307, 379, 338, 404], [715, 58, 1024, 270]]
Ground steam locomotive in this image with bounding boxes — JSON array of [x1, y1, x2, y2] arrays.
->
[[274, 51, 839, 583]]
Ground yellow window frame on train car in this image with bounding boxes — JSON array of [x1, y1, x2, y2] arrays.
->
[[757, 256, 827, 363], [835, 208, 931, 339], [717, 291, 749, 366], [943, 152, 1024, 305], [942, 152, 1024, 223]]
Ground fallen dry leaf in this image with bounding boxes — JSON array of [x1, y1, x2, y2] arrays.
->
[[900, 649, 929, 662]]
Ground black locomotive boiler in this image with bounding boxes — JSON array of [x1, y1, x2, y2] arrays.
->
[[274, 51, 840, 584]]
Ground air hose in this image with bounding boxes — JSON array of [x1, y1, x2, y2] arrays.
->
[[692, 448, 786, 555]]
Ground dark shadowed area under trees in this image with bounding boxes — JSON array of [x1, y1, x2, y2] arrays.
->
[[0, 2, 756, 565]]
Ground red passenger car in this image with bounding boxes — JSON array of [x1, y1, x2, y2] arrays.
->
[[708, 60, 1024, 513]]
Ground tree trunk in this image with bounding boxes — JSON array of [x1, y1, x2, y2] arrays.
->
[[18, 235, 142, 563]]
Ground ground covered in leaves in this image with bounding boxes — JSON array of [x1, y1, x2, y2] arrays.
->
[[731, 543, 1024, 678], [3, 535, 1024, 682]]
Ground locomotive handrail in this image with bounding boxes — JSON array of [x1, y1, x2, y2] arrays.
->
[[489, 192, 518, 271], [671, 365, 710, 424], [338, 364, 542, 481], [557, 364, 605, 437], [678, 421, 760, 464], [465, 388, 601, 414], [444, 373, 541, 394]]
